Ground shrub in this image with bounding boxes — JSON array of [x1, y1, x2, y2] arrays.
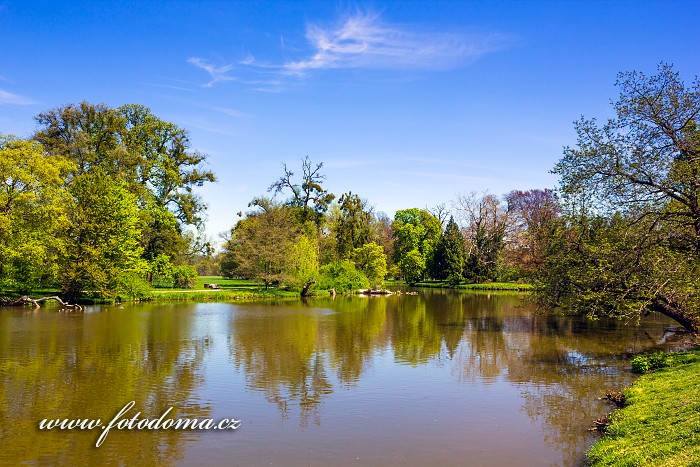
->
[[631, 351, 670, 374], [118, 274, 152, 300], [317, 261, 369, 292], [172, 265, 198, 289]]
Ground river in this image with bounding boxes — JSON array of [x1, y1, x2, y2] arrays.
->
[[0, 290, 676, 466]]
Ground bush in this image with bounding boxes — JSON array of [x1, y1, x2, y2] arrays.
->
[[172, 265, 198, 289], [118, 274, 152, 300], [317, 261, 369, 292], [631, 351, 670, 374]]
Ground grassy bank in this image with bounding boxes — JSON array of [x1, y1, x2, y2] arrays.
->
[[411, 280, 532, 291], [588, 349, 700, 466], [0, 277, 299, 304], [149, 276, 299, 301]]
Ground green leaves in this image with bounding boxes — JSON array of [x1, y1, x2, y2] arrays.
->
[[0, 135, 73, 292], [542, 65, 700, 331], [351, 242, 387, 287], [432, 216, 465, 285], [221, 206, 301, 288], [335, 192, 372, 259], [61, 170, 146, 301], [1, 102, 216, 299], [392, 208, 441, 283]]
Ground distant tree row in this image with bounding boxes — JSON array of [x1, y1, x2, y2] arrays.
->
[[0, 102, 215, 301], [218, 156, 559, 293], [3, 64, 697, 336], [220, 63, 700, 335]]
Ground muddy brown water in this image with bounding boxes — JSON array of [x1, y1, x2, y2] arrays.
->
[[0, 290, 678, 466]]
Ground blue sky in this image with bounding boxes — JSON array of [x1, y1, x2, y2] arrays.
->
[[2, 0, 700, 240]]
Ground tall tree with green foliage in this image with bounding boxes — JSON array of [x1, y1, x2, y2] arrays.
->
[[0, 136, 72, 293], [335, 192, 373, 259], [432, 216, 466, 285], [351, 242, 387, 287], [391, 208, 441, 284], [61, 170, 146, 301], [33, 102, 215, 263], [542, 63, 700, 332]]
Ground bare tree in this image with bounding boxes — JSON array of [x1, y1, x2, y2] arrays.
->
[[453, 191, 513, 282], [268, 156, 335, 220]]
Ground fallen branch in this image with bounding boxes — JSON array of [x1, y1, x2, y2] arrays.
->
[[0, 295, 83, 310]]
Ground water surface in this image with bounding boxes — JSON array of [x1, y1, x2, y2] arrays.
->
[[0, 290, 676, 466]]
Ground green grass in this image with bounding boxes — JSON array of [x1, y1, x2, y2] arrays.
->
[[588, 349, 700, 466], [411, 280, 532, 291], [149, 276, 299, 301], [149, 288, 297, 301], [1, 277, 299, 304]]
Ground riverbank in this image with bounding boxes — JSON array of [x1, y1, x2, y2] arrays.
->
[[1, 277, 532, 306], [588, 349, 700, 466], [0, 277, 299, 305], [411, 280, 533, 291]]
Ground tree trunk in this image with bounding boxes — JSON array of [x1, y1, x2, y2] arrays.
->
[[300, 281, 316, 297], [650, 298, 699, 334]]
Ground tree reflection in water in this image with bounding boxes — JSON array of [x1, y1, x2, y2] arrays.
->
[[0, 303, 211, 466], [229, 290, 674, 465], [0, 291, 674, 465]]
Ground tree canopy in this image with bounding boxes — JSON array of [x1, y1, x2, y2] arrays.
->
[[334, 192, 373, 259], [543, 63, 700, 332], [268, 156, 335, 224], [0, 101, 215, 300], [0, 136, 72, 292], [392, 208, 441, 284]]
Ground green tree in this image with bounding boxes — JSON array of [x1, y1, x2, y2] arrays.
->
[[334, 192, 373, 259], [149, 253, 174, 286], [432, 216, 466, 285], [351, 242, 388, 287], [34, 102, 215, 262], [221, 206, 300, 288], [391, 208, 441, 283], [544, 63, 700, 332], [268, 156, 335, 224], [61, 170, 146, 301], [287, 234, 320, 296], [0, 136, 72, 293], [398, 249, 427, 285]]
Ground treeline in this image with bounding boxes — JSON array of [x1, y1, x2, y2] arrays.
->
[[219, 63, 700, 335], [217, 156, 557, 294], [0, 102, 215, 301], [2, 64, 698, 335]]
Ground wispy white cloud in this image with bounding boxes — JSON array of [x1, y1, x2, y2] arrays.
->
[[206, 105, 247, 118], [284, 12, 509, 75], [187, 57, 236, 87], [240, 55, 255, 66], [187, 12, 510, 88], [150, 83, 199, 93], [0, 88, 36, 105]]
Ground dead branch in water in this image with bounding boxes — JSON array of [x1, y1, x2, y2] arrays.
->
[[0, 295, 83, 311]]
